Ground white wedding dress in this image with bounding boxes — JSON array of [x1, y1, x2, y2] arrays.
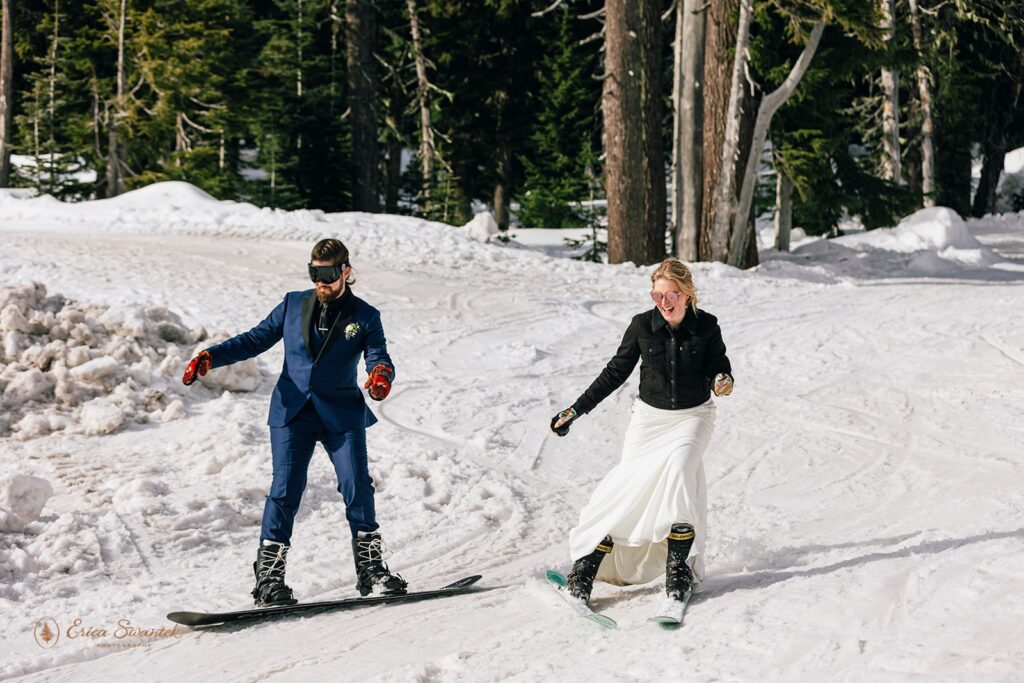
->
[[568, 397, 716, 585]]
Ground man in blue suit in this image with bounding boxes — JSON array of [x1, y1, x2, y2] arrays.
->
[[182, 238, 407, 606]]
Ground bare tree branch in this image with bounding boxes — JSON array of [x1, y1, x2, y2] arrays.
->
[[531, 0, 567, 18]]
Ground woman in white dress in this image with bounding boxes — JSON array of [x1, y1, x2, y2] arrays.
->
[[550, 259, 733, 609]]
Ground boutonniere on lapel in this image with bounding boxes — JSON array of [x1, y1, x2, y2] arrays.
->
[[344, 322, 361, 340]]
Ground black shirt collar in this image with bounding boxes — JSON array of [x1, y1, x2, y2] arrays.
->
[[317, 286, 352, 312], [650, 306, 698, 334]]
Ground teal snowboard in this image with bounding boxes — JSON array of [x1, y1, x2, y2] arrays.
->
[[545, 569, 616, 630]]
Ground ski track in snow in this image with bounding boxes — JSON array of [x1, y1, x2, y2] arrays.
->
[[1, 201, 1024, 681]]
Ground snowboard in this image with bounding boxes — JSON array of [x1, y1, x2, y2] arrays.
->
[[544, 569, 617, 630], [648, 589, 693, 629], [167, 575, 484, 627]]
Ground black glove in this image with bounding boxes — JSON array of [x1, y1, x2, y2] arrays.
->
[[549, 407, 578, 437]]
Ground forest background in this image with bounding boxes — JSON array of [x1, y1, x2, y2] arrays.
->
[[0, 0, 1021, 269]]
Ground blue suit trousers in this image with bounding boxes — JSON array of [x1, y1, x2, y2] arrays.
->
[[261, 401, 378, 543]]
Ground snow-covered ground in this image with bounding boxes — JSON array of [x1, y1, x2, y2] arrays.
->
[[1, 183, 1023, 681]]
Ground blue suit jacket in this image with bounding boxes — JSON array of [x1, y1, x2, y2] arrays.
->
[[206, 289, 394, 433]]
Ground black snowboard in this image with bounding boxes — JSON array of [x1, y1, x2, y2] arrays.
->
[[167, 575, 484, 627]]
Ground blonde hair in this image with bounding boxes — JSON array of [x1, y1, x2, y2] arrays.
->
[[650, 259, 699, 313]]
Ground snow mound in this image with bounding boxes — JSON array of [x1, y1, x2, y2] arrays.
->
[[193, 340, 263, 392], [101, 181, 222, 210], [774, 206, 1005, 279], [0, 282, 262, 439], [465, 211, 500, 243], [839, 207, 982, 253], [1005, 147, 1024, 175], [0, 187, 38, 201], [0, 473, 53, 532]]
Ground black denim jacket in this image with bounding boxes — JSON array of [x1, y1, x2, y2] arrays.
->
[[572, 307, 732, 414]]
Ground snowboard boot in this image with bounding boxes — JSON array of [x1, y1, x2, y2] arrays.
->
[[665, 523, 696, 601], [252, 539, 298, 607], [352, 530, 408, 597], [565, 536, 614, 604]]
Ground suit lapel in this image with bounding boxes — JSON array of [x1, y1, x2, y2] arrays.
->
[[300, 292, 316, 358], [313, 292, 358, 366]]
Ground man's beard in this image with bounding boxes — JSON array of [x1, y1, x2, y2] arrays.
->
[[316, 284, 344, 304]]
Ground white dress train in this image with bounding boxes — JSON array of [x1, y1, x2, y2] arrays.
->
[[568, 397, 716, 585]]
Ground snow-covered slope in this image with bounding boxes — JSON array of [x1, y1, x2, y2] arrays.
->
[[2, 184, 1023, 681]]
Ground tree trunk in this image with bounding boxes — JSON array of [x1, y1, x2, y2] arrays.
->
[[603, 0, 666, 266], [700, 0, 755, 262], [908, 0, 934, 207], [729, 21, 825, 268], [406, 0, 434, 210], [973, 146, 1005, 217], [0, 0, 15, 187], [773, 165, 792, 252], [674, 0, 706, 261], [329, 0, 340, 116], [493, 143, 512, 231], [879, 0, 901, 183], [709, 0, 753, 262], [296, 0, 304, 98], [47, 0, 59, 151], [670, 0, 684, 253], [904, 130, 922, 197], [346, 0, 379, 212], [384, 84, 402, 213], [970, 68, 1023, 217], [105, 0, 127, 198]]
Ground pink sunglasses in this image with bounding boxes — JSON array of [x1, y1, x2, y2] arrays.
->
[[650, 291, 684, 305]]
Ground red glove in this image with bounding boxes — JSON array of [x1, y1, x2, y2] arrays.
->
[[183, 350, 213, 386], [363, 364, 393, 401]]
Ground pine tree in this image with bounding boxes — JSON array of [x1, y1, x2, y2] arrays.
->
[[127, 0, 251, 197], [420, 0, 541, 227], [766, 4, 915, 234], [0, 0, 14, 187], [12, 0, 92, 198], [517, 3, 599, 230], [245, 0, 350, 210]]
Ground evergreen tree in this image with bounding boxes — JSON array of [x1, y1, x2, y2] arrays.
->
[[244, 0, 350, 210], [421, 0, 541, 226], [128, 0, 252, 198], [765, 11, 915, 234], [12, 0, 92, 198], [517, 3, 600, 229]]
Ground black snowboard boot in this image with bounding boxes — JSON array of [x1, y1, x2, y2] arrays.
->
[[665, 523, 696, 601], [566, 536, 614, 603], [352, 530, 408, 597], [252, 540, 298, 607]]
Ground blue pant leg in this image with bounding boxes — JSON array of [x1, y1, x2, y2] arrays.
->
[[322, 427, 378, 537], [262, 406, 320, 544]]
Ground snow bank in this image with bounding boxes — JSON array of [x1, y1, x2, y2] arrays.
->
[[465, 211, 500, 243], [0, 181, 642, 296], [767, 206, 1008, 280], [0, 281, 263, 439], [101, 180, 222, 210], [839, 207, 979, 251], [840, 207, 999, 267], [0, 473, 53, 532]]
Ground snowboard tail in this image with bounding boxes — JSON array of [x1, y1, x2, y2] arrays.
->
[[648, 589, 694, 629], [168, 575, 484, 627], [545, 569, 616, 630]]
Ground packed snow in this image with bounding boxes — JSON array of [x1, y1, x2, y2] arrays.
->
[[0, 474, 53, 533], [1, 182, 1023, 681], [0, 281, 261, 442]]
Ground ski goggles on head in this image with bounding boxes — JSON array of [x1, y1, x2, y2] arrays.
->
[[650, 290, 684, 305], [308, 262, 347, 284]]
